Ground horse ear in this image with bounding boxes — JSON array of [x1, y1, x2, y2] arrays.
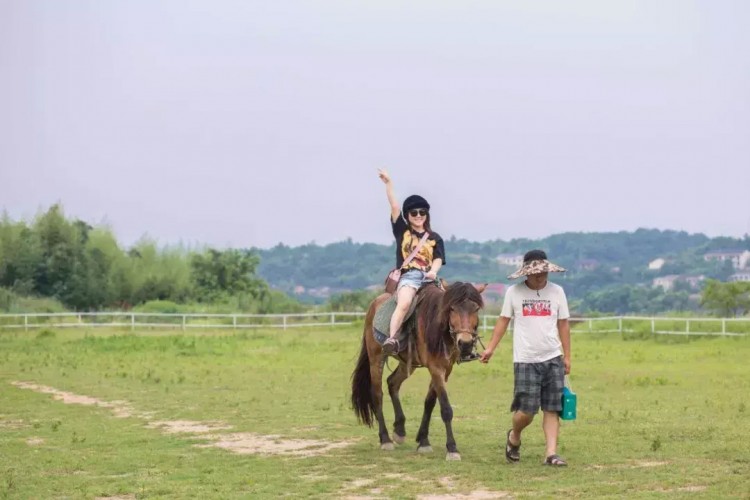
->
[[474, 283, 488, 294], [440, 278, 449, 290]]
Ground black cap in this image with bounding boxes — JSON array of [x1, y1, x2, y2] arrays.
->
[[402, 195, 430, 215]]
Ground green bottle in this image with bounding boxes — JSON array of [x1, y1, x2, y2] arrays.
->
[[560, 376, 577, 421]]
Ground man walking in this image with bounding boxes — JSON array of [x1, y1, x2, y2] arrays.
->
[[480, 249, 571, 466]]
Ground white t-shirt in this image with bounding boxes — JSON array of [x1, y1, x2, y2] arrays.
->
[[500, 281, 570, 363]]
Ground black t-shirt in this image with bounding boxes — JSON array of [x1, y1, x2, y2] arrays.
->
[[391, 216, 446, 272]]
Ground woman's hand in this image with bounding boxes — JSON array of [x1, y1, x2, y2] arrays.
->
[[378, 168, 391, 185], [424, 271, 437, 281]]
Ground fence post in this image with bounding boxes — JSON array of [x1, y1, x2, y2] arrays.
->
[[686, 319, 690, 335], [78, 314, 82, 325], [283, 315, 287, 331], [182, 315, 186, 332], [331, 313, 335, 326], [618, 317, 623, 335], [233, 315, 237, 329], [722, 318, 726, 336], [131, 313, 135, 331], [483, 315, 487, 331], [588, 319, 592, 333], [651, 319, 655, 335], [24, 314, 28, 332]]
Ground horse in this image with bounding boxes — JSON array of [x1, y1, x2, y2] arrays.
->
[[351, 281, 486, 461]]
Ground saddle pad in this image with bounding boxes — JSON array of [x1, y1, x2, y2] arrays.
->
[[372, 294, 419, 345]]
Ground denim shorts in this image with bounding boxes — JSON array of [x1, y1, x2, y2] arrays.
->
[[397, 269, 430, 291]]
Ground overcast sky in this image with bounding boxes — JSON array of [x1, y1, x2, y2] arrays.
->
[[1, 1, 748, 249]]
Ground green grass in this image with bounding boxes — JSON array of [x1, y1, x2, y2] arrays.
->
[[1, 327, 748, 499]]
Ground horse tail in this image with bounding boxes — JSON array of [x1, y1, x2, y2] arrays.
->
[[351, 328, 375, 427]]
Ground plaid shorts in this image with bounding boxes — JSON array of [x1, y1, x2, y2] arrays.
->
[[511, 356, 564, 414]]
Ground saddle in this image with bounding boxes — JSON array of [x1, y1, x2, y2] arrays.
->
[[372, 291, 423, 354]]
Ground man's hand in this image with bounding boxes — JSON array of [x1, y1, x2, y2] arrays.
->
[[563, 357, 571, 375], [479, 349, 494, 364], [378, 168, 391, 184]]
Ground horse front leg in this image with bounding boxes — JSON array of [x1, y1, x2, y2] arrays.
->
[[415, 382, 437, 453], [371, 357, 393, 450], [432, 372, 461, 461], [387, 362, 413, 444]]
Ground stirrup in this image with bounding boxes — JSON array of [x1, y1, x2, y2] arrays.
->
[[382, 338, 399, 355]]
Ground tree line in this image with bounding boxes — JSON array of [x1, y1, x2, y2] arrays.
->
[[0, 205, 301, 313]]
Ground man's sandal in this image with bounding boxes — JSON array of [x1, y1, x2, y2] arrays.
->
[[505, 429, 520, 463], [543, 454, 567, 466], [382, 338, 399, 355]]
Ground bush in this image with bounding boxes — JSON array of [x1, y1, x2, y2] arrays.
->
[[133, 300, 187, 314]]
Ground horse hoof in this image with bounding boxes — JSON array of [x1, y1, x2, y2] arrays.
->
[[380, 442, 395, 451], [417, 445, 433, 453], [446, 452, 462, 461], [392, 434, 406, 444]]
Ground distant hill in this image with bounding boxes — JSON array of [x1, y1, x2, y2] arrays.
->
[[253, 229, 750, 313]]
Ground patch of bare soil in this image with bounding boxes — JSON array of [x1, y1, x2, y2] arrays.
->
[[417, 491, 512, 499], [11, 381, 354, 458], [146, 420, 232, 434], [590, 460, 670, 470], [10, 382, 151, 419], [0, 418, 27, 429], [196, 432, 354, 457], [25, 437, 44, 446], [655, 486, 707, 493]]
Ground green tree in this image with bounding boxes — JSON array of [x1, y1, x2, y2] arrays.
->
[[190, 248, 267, 302], [701, 280, 750, 317]]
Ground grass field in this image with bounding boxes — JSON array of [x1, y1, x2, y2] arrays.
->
[[1, 325, 749, 499]]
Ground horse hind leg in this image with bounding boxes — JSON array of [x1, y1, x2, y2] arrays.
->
[[371, 355, 394, 450], [387, 361, 413, 444]]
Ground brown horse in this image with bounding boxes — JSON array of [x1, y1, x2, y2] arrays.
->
[[351, 281, 486, 460]]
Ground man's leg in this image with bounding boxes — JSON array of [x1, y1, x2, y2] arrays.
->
[[542, 411, 559, 457], [510, 410, 534, 446]]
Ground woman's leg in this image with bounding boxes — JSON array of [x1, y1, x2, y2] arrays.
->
[[388, 285, 417, 339]]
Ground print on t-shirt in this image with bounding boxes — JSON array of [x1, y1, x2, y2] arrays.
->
[[522, 299, 552, 317]]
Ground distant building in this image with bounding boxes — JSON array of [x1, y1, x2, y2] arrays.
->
[[496, 253, 524, 267], [648, 258, 666, 270], [482, 283, 506, 303], [652, 275, 705, 291], [653, 275, 680, 290], [575, 259, 599, 271], [682, 275, 705, 289], [729, 272, 750, 282], [704, 250, 750, 270], [293, 285, 306, 295]]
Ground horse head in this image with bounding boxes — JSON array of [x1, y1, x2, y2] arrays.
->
[[438, 282, 486, 359]]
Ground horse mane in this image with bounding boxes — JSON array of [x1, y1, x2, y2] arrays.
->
[[421, 282, 484, 356]]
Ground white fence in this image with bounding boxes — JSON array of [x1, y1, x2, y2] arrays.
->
[[0, 312, 748, 336]]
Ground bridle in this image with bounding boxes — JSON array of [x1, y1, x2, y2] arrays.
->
[[447, 303, 485, 360]]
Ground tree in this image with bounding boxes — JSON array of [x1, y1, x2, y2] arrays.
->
[[701, 280, 750, 317], [190, 248, 267, 302]]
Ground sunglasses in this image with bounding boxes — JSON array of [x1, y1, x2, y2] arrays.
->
[[408, 209, 428, 217]]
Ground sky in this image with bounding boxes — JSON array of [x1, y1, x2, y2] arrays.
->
[[1, 0, 749, 249]]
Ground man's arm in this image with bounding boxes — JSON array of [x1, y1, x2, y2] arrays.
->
[[558, 318, 571, 374], [480, 316, 511, 363]]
